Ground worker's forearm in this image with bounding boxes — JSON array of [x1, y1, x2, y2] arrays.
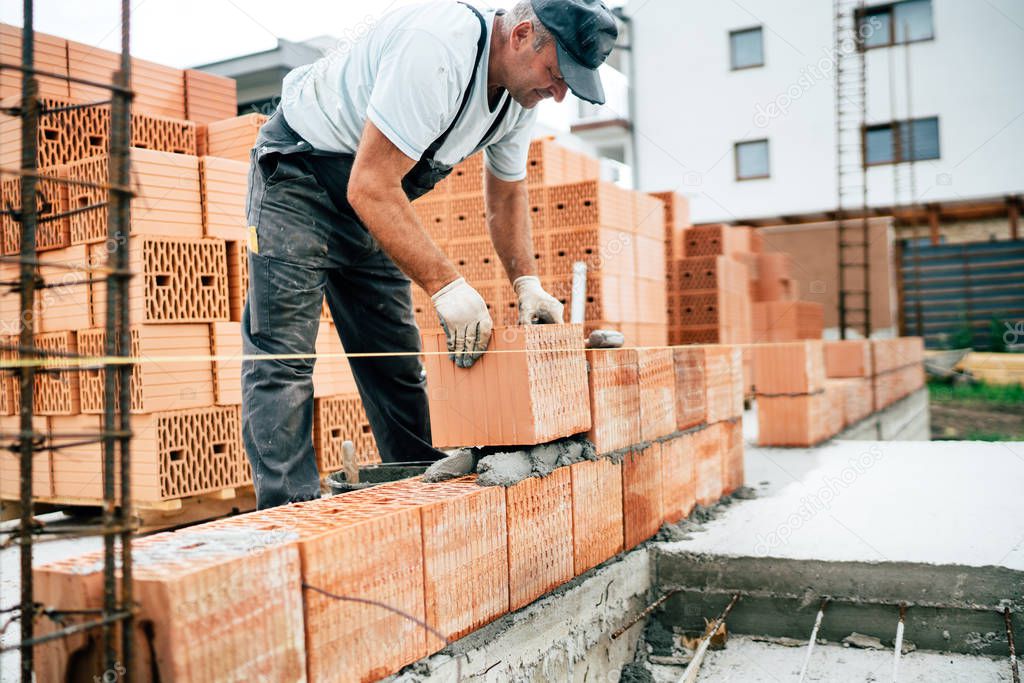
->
[[350, 187, 458, 295], [487, 182, 535, 282]]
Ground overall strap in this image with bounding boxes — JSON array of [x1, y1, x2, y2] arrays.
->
[[420, 2, 488, 164]]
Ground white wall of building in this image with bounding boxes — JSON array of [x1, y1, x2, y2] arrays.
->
[[626, 0, 1024, 223]]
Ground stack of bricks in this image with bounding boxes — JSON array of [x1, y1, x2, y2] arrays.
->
[[36, 327, 751, 681], [667, 223, 758, 346], [757, 337, 926, 446], [0, 24, 379, 509], [411, 137, 669, 346], [749, 252, 825, 342]]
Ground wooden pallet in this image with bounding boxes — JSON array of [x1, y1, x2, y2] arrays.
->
[[1, 485, 258, 532]]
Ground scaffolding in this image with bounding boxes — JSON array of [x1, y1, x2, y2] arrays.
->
[[833, 0, 872, 339], [0, 1, 136, 680]]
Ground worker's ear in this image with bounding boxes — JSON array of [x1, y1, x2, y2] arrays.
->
[[510, 20, 533, 52]]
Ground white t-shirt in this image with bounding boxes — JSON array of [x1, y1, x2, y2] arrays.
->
[[280, 2, 537, 182]]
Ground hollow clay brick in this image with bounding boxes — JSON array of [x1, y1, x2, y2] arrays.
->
[[422, 324, 590, 448], [586, 348, 640, 454], [570, 457, 624, 573], [622, 443, 663, 549]]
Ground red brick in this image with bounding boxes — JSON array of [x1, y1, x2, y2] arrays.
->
[[199, 155, 247, 241], [33, 528, 306, 682], [703, 345, 743, 423], [184, 69, 238, 124], [673, 347, 707, 430], [682, 224, 755, 257], [720, 419, 744, 496], [752, 252, 794, 302], [547, 180, 633, 231], [637, 348, 676, 440], [622, 444, 663, 549], [381, 478, 509, 643], [586, 348, 641, 454], [89, 236, 230, 325], [571, 457, 624, 573], [753, 341, 826, 395], [757, 393, 832, 447], [313, 394, 380, 471], [422, 324, 590, 447], [871, 337, 925, 375], [0, 25, 69, 101], [832, 377, 873, 424], [506, 468, 574, 610], [660, 435, 696, 523], [206, 113, 267, 162], [824, 339, 873, 377], [693, 424, 724, 505], [0, 415, 50, 498], [525, 137, 600, 189], [30, 331, 80, 415], [78, 324, 213, 414]]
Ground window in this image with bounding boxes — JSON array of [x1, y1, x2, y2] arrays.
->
[[735, 139, 770, 180], [729, 27, 763, 70], [864, 117, 940, 165], [859, 0, 934, 49]]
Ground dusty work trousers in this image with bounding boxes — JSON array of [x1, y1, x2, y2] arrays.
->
[[242, 141, 447, 509]]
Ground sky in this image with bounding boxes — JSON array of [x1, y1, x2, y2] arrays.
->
[[0, 0, 531, 68]]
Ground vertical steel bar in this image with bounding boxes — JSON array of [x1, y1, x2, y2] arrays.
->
[[17, 1, 39, 680], [1005, 607, 1020, 683], [114, 3, 134, 674], [891, 602, 906, 682], [797, 598, 829, 682]]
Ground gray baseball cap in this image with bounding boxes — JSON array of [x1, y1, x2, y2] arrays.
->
[[531, 0, 619, 105]]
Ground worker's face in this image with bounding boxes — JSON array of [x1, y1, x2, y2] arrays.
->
[[506, 23, 569, 108]]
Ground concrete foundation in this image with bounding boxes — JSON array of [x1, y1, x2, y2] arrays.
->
[[389, 549, 653, 682]]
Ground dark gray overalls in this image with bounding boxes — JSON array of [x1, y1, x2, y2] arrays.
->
[[242, 3, 511, 509]]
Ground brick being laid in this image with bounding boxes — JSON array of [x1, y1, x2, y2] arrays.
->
[[637, 348, 676, 440], [570, 457, 624, 574], [622, 443, 664, 549], [32, 526, 306, 682], [88, 235, 230, 325], [78, 324, 214, 414], [422, 324, 590, 448], [313, 393, 380, 471], [752, 340, 826, 396], [505, 467, 574, 610], [586, 348, 641, 455], [660, 434, 696, 523], [673, 346, 707, 430]]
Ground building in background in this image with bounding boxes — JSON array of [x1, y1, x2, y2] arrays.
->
[[625, 0, 1024, 245]]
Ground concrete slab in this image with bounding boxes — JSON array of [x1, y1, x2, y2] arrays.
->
[[667, 438, 1024, 570], [648, 634, 1011, 682]]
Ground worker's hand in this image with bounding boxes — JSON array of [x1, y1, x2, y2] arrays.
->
[[514, 275, 564, 325], [432, 277, 493, 368]]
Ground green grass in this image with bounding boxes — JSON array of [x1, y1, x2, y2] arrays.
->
[[960, 430, 1018, 442], [928, 379, 1024, 407]]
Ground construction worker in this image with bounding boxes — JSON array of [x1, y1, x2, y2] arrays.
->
[[242, 0, 618, 508]]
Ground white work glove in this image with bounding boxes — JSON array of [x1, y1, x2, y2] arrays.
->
[[432, 277, 493, 368], [514, 275, 564, 325]]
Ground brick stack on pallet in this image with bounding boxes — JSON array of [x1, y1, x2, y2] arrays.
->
[[0, 24, 377, 515], [35, 322, 748, 682], [667, 223, 757, 346], [750, 251, 825, 342], [755, 337, 926, 446], [411, 137, 669, 346]]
